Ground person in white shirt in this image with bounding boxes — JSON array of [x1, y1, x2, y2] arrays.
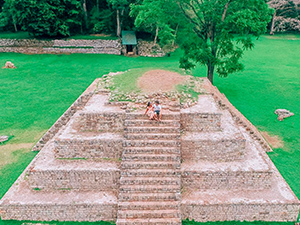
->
[[153, 100, 162, 121]]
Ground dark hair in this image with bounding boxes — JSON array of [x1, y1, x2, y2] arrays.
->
[[155, 100, 159, 104], [147, 102, 151, 107]]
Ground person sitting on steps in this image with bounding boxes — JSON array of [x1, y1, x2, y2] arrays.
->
[[153, 100, 162, 121], [144, 102, 155, 120]]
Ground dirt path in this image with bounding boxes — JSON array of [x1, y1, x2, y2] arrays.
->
[[137, 70, 188, 93]]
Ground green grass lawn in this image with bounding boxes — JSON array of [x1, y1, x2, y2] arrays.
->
[[0, 34, 300, 224]]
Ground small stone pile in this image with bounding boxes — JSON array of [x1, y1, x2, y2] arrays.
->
[[137, 40, 165, 57], [3, 61, 16, 69], [96, 72, 205, 111], [275, 109, 294, 121]]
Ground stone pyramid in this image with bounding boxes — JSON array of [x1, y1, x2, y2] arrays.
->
[[0, 78, 299, 224]]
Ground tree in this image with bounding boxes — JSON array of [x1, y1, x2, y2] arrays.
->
[[130, 0, 183, 46], [268, 0, 300, 34], [14, 0, 82, 37], [0, 0, 19, 32], [176, 0, 272, 84], [107, 0, 129, 36]]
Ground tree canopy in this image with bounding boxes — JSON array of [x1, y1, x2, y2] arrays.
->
[[176, 0, 273, 84]]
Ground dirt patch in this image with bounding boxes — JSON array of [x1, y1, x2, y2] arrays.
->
[[0, 143, 33, 167], [0, 143, 33, 151], [137, 70, 188, 93], [261, 131, 284, 149]]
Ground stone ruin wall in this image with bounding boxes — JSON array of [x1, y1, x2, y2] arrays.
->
[[0, 38, 168, 56], [0, 39, 121, 54], [181, 203, 300, 222], [181, 138, 246, 162], [54, 138, 123, 159], [28, 170, 120, 191], [0, 204, 116, 222]]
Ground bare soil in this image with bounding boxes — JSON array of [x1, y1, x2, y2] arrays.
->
[[137, 70, 188, 93], [261, 131, 284, 149]]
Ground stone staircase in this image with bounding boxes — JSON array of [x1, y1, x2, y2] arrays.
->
[[117, 113, 182, 225]]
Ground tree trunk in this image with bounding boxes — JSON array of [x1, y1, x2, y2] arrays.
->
[[207, 62, 215, 84], [172, 24, 179, 46], [82, 0, 88, 31], [96, 0, 100, 14], [117, 9, 121, 37], [154, 26, 159, 45], [270, 11, 276, 35], [12, 15, 18, 32]]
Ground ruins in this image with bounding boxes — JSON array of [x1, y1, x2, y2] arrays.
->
[[0, 76, 299, 225]]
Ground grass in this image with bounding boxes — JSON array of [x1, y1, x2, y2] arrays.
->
[[0, 31, 32, 39], [0, 34, 300, 224], [111, 67, 187, 93]]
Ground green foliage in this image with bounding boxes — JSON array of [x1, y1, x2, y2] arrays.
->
[[177, 0, 273, 83], [90, 8, 115, 34], [130, 0, 183, 46], [14, 0, 82, 37]]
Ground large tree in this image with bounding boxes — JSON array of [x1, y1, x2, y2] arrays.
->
[[177, 0, 272, 84]]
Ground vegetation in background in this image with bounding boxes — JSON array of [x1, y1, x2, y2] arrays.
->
[[268, 0, 300, 34], [175, 0, 273, 84], [0, 36, 300, 224]]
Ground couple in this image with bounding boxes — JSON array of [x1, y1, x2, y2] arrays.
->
[[144, 101, 162, 121]]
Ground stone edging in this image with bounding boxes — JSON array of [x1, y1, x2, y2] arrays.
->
[[202, 78, 273, 152], [31, 79, 100, 151]]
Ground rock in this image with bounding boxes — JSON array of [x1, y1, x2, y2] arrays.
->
[[275, 109, 294, 121], [0, 135, 9, 143], [3, 61, 16, 69]]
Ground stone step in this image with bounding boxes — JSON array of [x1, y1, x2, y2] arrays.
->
[[125, 126, 180, 134], [124, 140, 180, 148], [125, 133, 180, 140], [118, 201, 180, 210], [118, 209, 181, 219], [123, 154, 180, 162], [123, 147, 180, 155], [120, 177, 180, 186], [120, 185, 180, 193], [125, 120, 180, 127], [121, 161, 180, 170], [126, 113, 180, 120], [121, 169, 180, 177], [119, 192, 181, 202], [116, 218, 181, 225]]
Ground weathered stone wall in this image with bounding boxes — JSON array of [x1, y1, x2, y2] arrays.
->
[[181, 203, 300, 222], [28, 170, 120, 191], [181, 171, 272, 190], [54, 138, 123, 159], [79, 112, 125, 132], [137, 40, 165, 57], [32, 79, 100, 151], [180, 113, 222, 132], [0, 39, 121, 54], [0, 204, 117, 222], [181, 138, 246, 161]]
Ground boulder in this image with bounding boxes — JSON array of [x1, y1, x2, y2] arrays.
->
[[3, 61, 16, 69], [275, 109, 294, 121], [0, 135, 9, 144]]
